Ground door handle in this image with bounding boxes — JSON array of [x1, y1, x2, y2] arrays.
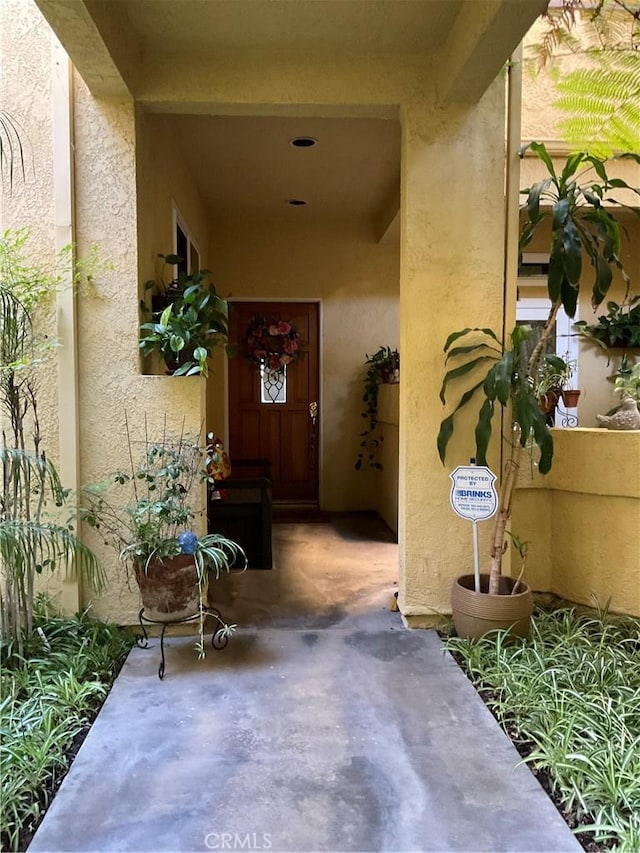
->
[[309, 401, 318, 425]]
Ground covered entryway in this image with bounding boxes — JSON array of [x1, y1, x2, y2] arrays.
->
[[228, 301, 320, 507], [21, 0, 550, 626]]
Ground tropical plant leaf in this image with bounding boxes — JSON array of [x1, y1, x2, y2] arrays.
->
[[490, 352, 514, 406], [474, 398, 495, 466], [437, 380, 486, 464], [439, 356, 494, 404], [562, 217, 582, 284], [443, 327, 500, 352], [521, 141, 557, 178]]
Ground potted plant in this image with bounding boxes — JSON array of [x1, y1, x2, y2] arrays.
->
[[355, 346, 399, 471], [613, 354, 640, 403], [80, 416, 246, 661], [535, 353, 580, 412], [594, 354, 640, 429], [438, 143, 639, 639], [574, 291, 640, 353], [139, 254, 229, 376]]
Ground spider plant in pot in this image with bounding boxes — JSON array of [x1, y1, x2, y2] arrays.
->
[[438, 142, 639, 639], [80, 416, 246, 658], [535, 353, 579, 413]]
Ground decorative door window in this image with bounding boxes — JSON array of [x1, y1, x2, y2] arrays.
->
[[245, 317, 301, 405], [260, 363, 287, 404]]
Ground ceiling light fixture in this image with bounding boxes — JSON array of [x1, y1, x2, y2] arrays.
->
[[290, 136, 317, 148]]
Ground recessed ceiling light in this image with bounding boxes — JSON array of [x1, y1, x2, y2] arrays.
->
[[287, 199, 307, 206], [290, 136, 317, 148]]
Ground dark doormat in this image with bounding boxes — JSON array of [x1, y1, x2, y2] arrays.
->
[[272, 505, 332, 523]]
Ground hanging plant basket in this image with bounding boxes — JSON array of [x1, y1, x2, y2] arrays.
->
[[245, 318, 301, 372]]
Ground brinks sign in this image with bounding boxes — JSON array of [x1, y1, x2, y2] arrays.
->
[[449, 465, 498, 522]]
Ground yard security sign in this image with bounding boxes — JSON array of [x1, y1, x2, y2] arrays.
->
[[449, 465, 498, 521], [449, 464, 498, 592]]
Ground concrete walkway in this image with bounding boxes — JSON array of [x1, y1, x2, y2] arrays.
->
[[29, 516, 581, 852]]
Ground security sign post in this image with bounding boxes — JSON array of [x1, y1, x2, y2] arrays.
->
[[449, 461, 498, 593]]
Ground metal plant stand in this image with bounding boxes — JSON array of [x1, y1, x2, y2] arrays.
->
[[136, 604, 231, 680], [556, 405, 579, 428]]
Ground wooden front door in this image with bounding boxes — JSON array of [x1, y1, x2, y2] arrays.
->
[[228, 302, 320, 504]]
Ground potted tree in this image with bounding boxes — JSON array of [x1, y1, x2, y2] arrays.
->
[[139, 254, 229, 376], [80, 415, 246, 668], [438, 143, 639, 638]]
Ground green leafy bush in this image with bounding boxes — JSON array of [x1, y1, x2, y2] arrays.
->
[[0, 608, 133, 851], [446, 603, 640, 849]]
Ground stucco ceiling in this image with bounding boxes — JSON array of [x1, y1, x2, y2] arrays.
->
[[116, 0, 464, 55], [161, 114, 400, 227], [33, 0, 548, 229]]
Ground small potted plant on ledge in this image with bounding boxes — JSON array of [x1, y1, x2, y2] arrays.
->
[[139, 253, 229, 376], [80, 415, 246, 670], [355, 346, 400, 471], [438, 143, 639, 639], [574, 291, 640, 355], [535, 353, 580, 415]]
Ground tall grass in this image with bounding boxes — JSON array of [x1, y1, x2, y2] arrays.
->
[[446, 603, 640, 851], [0, 608, 133, 851]]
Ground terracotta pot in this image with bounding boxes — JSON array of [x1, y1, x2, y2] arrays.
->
[[451, 574, 533, 640], [561, 388, 581, 408], [539, 388, 561, 414], [134, 555, 201, 621]]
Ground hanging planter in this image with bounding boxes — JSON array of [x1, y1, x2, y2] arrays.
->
[[245, 318, 301, 373], [561, 388, 581, 408]]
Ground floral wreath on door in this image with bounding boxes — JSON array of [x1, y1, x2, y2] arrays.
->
[[245, 318, 301, 373]]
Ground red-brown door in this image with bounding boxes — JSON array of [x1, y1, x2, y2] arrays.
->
[[228, 302, 320, 505]]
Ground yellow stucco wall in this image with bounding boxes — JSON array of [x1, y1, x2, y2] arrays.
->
[[72, 76, 205, 623], [136, 110, 211, 301], [399, 80, 510, 617], [0, 5, 205, 624], [514, 429, 640, 616]]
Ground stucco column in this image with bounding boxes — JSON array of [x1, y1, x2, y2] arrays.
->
[[398, 79, 508, 620], [52, 40, 82, 615]]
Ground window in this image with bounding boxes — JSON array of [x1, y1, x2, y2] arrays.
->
[[173, 206, 200, 275], [260, 364, 287, 404]]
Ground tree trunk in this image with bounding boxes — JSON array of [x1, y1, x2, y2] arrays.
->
[[487, 301, 560, 593]]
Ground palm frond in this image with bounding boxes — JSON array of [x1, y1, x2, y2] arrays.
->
[[0, 110, 25, 193], [0, 284, 31, 367], [554, 59, 640, 154], [0, 520, 105, 590], [0, 446, 66, 506]]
